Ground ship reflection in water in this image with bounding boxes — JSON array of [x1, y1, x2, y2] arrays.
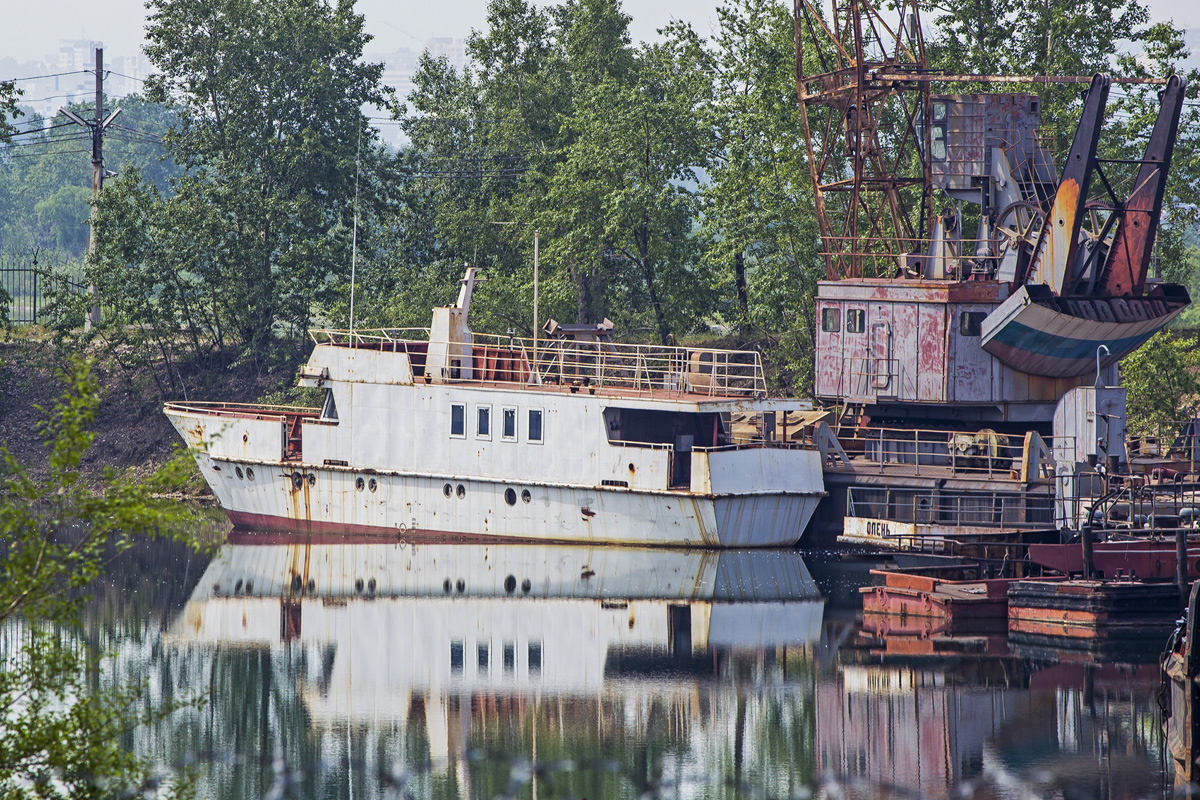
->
[[119, 537, 1169, 799]]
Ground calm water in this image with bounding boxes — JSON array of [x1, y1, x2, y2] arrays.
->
[[76, 534, 1172, 800]]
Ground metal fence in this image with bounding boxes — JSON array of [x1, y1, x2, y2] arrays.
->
[[0, 250, 85, 326]]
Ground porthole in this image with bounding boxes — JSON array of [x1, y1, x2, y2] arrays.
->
[[521, 578, 531, 593], [444, 483, 453, 497], [456, 578, 465, 594], [247, 467, 255, 481], [244, 580, 253, 593], [306, 578, 315, 593], [355, 578, 364, 594], [291, 472, 304, 489], [443, 578, 452, 594], [505, 488, 517, 506], [234, 579, 243, 594], [290, 574, 302, 592], [456, 484, 466, 498], [367, 577, 377, 594], [368, 478, 378, 493], [356, 477, 365, 491], [504, 575, 517, 594], [235, 466, 244, 480], [307, 473, 316, 487], [521, 489, 531, 504]]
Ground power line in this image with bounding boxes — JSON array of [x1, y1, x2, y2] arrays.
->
[[5, 70, 92, 83], [17, 92, 92, 105], [111, 122, 163, 141], [8, 121, 80, 137], [1, 133, 91, 149], [107, 71, 147, 83], [107, 133, 166, 148], [1, 147, 90, 160]]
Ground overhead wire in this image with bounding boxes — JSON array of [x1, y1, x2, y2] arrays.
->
[[1, 133, 91, 149], [8, 121, 77, 136], [4, 70, 92, 83], [13, 92, 91, 105], [106, 71, 146, 83], [111, 123, 164, 141], [1, 147, 90, 160]]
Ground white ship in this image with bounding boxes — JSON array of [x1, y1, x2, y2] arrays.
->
[[165, 270, 825, 547]]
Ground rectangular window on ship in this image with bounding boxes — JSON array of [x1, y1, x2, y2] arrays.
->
[[503, 407, 517, 440], [528, 409, 543, 442], [451, 403, 466, 437]]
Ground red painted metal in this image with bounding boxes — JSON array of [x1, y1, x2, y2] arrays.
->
[[860, 569, 1014, 623], [1028, 539, 1200, 581], [227, 511, 567, 545], [1100, 75, 1187, 296], [1007, 578, 1182, 638]]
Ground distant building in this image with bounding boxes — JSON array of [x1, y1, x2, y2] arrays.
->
[[424, 37, 469, 71], [368, 37, 469, 150], [109, 53, 150, 98]]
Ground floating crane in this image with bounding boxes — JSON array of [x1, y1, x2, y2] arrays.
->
[[792, 0, 1191, 545]]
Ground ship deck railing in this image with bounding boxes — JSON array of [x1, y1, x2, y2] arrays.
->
[[1070, 468, 1200, 530], [310, 327, 768, 398], [471, 333, 766, 399], [309, 328, 431, 349], [608, 435, 814, 452], [848, 485, 1056, 531], [845, 425, 1073, 480], [163, 401, 320, 421]]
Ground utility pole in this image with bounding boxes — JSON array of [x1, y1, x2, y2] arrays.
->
[[61, 47, 120, 330]]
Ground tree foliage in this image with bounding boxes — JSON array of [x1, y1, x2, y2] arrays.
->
[[0, 79, 19, 143], [667, 0, 824, 391], [0, 96, 178, 260], [88, 0, 392, 380], [1121, 331, 1200, 434], [390, 0, 718, 344], [0, 358, 197, 797]]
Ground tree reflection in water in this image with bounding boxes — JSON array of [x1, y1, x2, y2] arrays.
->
[[75, 537, 1168, 799]]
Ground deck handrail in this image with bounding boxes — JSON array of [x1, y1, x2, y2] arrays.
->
[[854, 425, 1074, 479], [306, 328, 767, 397], [165, 401, 320, 415], [468, 333, 767, 398], [309, 328, 431, 346]]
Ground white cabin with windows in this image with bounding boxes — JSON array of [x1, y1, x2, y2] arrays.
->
[[165, 270, 826, 547]]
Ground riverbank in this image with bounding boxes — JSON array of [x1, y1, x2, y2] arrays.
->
[[0, 334, 296, 494]]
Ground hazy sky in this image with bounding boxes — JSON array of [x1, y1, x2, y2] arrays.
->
[[2, 0, 1197, 67]]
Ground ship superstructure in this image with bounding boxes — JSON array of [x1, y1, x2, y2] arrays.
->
[[166, 270, 826, 547]]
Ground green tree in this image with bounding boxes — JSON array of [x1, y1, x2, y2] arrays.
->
[[535, 10, 716, 343], [0, 78, 19, 142], [0, 98, 177, 260], [0, 358, 196, 797], [1121, 331, 1200, 434], [396, 0, 718, 343], [666, 0, 824, 391], [88, 0, 391, 377]]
